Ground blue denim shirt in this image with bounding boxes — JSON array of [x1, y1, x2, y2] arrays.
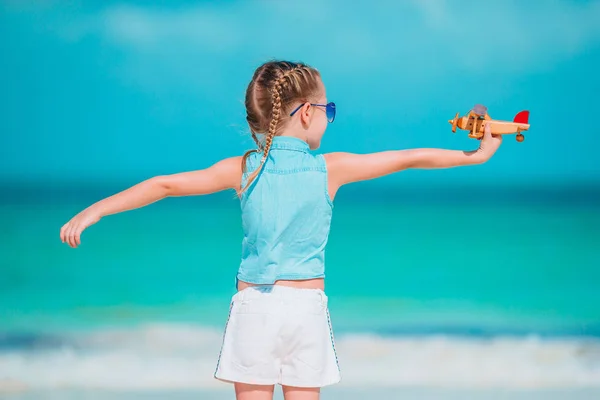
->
[[237, 136, 333, 285]]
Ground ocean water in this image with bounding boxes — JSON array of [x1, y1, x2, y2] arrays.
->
[[1, 183, 600, 397]]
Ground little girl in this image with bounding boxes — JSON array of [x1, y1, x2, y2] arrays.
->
[[60, 60, 502, 400]]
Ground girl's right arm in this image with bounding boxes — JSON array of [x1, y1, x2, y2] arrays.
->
[[60, 156, 242, 248], [324, 123, 502, 199]]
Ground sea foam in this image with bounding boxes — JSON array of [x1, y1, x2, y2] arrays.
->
[[1, 323, 599, 391]]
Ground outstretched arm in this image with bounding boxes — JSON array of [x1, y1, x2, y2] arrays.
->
[[325, 124, 502, 198], [60, 156, 242, 248]]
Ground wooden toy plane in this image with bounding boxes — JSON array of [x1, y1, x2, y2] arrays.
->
[[448, 104, 530, 142]]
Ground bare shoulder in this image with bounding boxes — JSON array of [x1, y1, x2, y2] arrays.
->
[[214, 155, 244, 173], [322, 152, 352, 160], [212, 155, 244, 187], [160, 155, 244, 196], [322, 151, 378, 171], [321, 152, 363, 188], [322, 152, 356, 167], [321, 150, 413, 187]]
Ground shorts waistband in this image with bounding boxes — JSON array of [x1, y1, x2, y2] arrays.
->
[[232, 285, 328, 304]]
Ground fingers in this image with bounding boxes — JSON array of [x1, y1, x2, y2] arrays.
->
[[70, 225, 81, 248], [62, 223, 73, 246], [61, 210, 95, 248], [483, 122, 502, 142], [483, 121, 503, 141], [75, 227, 81, 247], [61, 220, 81, 248], [484, 122, 492, 135], [66, 223, 75, 248]]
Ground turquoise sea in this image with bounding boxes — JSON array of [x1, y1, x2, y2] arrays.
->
[[1, 182, 599, 398]]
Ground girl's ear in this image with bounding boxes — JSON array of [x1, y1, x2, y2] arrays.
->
[[299, 102, 312, 127]]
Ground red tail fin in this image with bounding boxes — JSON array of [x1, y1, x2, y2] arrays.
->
[[513, 110, 529, 124]]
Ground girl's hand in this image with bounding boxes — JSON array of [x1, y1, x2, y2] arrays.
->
[[60, 208, 101, 248], [478, 122, 503, 161]]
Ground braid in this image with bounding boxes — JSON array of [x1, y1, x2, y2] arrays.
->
[[250, 131, 263, 152], [263, 75, 284, 158], [239, 61, 321, 196], [240, 72, 287, 194]]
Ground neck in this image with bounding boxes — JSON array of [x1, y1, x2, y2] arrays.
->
[[276, 122, 311, 144]]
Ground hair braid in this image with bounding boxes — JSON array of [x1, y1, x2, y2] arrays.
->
[[239, 130, 263, 183], [239, 60, 322, 195], [240, 72, 287, 194], [250, 131, 264, 152], [263, 76, 284, 157]]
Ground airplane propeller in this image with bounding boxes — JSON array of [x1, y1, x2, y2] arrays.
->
[[449, 112, 459, 133]]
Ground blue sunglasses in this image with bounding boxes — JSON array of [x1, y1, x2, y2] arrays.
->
[[289, 102, 336, 123]]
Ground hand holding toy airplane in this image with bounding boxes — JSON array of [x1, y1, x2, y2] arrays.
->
[[449, 104, 530, 142]]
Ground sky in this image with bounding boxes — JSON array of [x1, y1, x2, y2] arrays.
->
[[1, 0, 599, 187]]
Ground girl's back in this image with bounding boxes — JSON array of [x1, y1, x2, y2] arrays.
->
[[238, 136, 333, 286]]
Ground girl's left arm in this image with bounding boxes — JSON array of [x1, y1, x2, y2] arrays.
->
[[60, 156, 242, 248], [324, 124, 502, 200]]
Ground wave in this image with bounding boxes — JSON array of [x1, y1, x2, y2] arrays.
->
[[1, 324, 600, 391]]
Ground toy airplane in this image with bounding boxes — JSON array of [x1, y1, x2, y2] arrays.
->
[[448, 104, 530, 142]]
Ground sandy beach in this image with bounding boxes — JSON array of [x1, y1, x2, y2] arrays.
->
[[2, 387, 600, 400]]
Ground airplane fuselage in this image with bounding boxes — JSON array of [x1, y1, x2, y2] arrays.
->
[[455, 117, 530, 137]]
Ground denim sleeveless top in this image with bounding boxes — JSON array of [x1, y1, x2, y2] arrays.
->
[[237, 136, 333, 285]]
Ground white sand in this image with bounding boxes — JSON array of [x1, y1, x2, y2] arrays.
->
[[1, 387, 600, 400]]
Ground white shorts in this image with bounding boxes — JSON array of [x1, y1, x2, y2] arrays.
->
[[214, 285, 341, 388]]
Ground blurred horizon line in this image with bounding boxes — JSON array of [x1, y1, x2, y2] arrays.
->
[[2, 179, 599, 207]]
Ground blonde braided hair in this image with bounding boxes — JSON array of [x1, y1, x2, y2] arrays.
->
[[240, 61, 321, 195]]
